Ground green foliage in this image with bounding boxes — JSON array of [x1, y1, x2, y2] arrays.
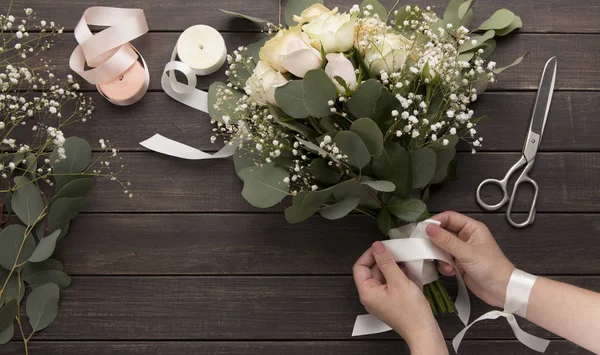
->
[[377, 208, 393, 235], [285, 191, 320, 224], [478, 9, 516, 31], [320, 197, 361, 220], [361, 180, 396, 192], [0, 299, 17, 333], [350, 118, 384, 156], [239, 164, 290, 208], [23, 270, 71, 289], [26, 283, 60, 332], [50, 137, 92, 174], [0, 324, 13, 345], [0, 269, 25, 303], [334, 131, 371, 169], [28, 229, 61, 263], [410, 148, 436, 189], [0, 225, 35, 270], [457, 0, 474, 27], [303, 69, 337, 118], [284, 0, 324, 27], [361, 0, 388, 22], [275, 80, 310, 119], [347, 80, 399, 131], [11, 176, 44, 226], [247, 37, 269, 65], [268, 104, 318, 140], [372, 142, 411, 197], [308, 159, 342, 184], [388, 198, 429, 222], [219, 9, 267, 23]]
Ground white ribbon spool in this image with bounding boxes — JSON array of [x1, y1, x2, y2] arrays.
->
[[69, 7, 150, 106], [140, 25, 238, 160]]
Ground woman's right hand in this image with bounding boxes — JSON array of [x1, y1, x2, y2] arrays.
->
[[426, 211, 515, 308]]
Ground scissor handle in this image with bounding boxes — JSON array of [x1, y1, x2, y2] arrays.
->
[[506, 166, 539, 228], [476, 178, 509, 211]]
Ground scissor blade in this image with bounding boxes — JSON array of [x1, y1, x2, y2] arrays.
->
[[529, 57, 557, 135]]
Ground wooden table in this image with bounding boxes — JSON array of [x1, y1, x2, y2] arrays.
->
[[5, 0, 600, 354]]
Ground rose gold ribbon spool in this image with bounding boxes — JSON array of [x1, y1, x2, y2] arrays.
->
[[69, 7, 150, 106]]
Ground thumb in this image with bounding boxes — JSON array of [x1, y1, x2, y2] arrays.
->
[[372, 241, 404, 282], [426, 224, 472, 261]]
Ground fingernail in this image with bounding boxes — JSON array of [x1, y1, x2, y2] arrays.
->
[[372, 241, 385, 254], [426, 224, 441, 238], [445, 265, 453, 273]]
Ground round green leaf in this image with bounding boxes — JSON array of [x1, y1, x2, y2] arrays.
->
[[275, 80, 310, 119], [22, 258, 64, 278], [377, 208, 393, 235], [284, 0, 324, 26], [0, 323, 13, 344], [48, 197, 87, 230], [443, 0, 463, 27], [50, 137, 92, 174], [23, 270, 71, 289], [26, 282, 60, 332], [285, 191, 319, 224], [332, 179, 380, 209], [432, 148, 456, 184], [411, 148, 437, 189], [361, 0, 388, 22], [388, 198, 429, 222], [372, 142, 412, 197], [459, 30, 495, 53], [239, 164, 289, 208], [347, 80, 398, 130], [457, 0, 474, 27], [53, 178, 93, 201], [350, 118, 384, 156], [247, 37, 268, 65], [11, 176, 45, 226], [303, 69, 337, 118], [0, 299, 17, 332], [478, 9, 515, 31], [334, 131, 371, 169], [219, 9, 267, 23], [0, 269, 25, 303], [308, 159, 342, 184], [495, 15, 523, 36], [268, 104, 318, 140], [361, 180, 396, 192], [319, 197, 360, 220], [28, 229, 61, 263], [233, 149, 259, 178], [0, 224, 36, 270]]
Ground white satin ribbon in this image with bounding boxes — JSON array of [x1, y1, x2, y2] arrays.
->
[[452, 269, 550, 353], [352, 219, 471, 337], [139, 28, 237, 160], [69, 7, 150, 105]]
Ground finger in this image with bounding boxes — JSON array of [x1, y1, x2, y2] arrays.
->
[[371, 241, 405, 283], [426, 223, 473, 261], [431, 211, 479, 242], [437, 261, 456, 276], [370, 265, 385, 284], [353, 247, 376, 288]]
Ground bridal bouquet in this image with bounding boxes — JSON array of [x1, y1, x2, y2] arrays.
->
[[214, 0, 524, 312], [0, 5, 129, 351]]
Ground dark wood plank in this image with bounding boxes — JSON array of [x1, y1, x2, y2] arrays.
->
[[82, 152, 600, 213], [20, 276, 600, 340], [59, 92, 600, 152], [16, 0, 600, 33], [2, 340, 593, 355], [58, 213, 600, 275], [47, 33, 600, 91]]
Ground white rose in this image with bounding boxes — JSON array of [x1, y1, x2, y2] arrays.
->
[[302, 8, 356, 54], [364, 33, 413, 75], [259, 26, 322, 78], [244, 61, 288, 106], [324, 53, 356, 92], [293, 3, 330, 24]]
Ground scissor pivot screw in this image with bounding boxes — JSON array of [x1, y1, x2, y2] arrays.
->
[[531, 139, 536, 143]]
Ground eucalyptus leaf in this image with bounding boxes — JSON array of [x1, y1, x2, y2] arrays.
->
[[350, 118, 384, 156], [442, 0, 463, 27], [22, 259, 64, 279], [3, 192, 12, 214], [388, 198, 429, 222], [53, 178, 93, 201], [457, 0, 474, 27], [233, 149, 259, 178], [34, 220, 69, 241], [48, 197, 86, 229], [50, 137, 92, 174], [0, 269, 25, 303], [303, 69, 337, 118], [431, 148, 456, 184], [54, 174, 93, 193], [275, 80, 310, 119], [247, 37, 269, 65], [361, 0, 388, 22], [410, 148, 436, 189], [478, 9, 515, 31], [457, 51, 474, 62], [459, 30, 495, 52], [28, 229, 61, 263], [24, 152, 38, 180], [347, 79, 398, 131], [372, 142, 411, 197], [320, 197, 361, 220], [0, 224, 36, 270], [285, 191, 319, 224], [334, 131, 371, 169], [11, 176, 45, 226], [493, 52, 528, 74], [26, 282, 60, 332], [296, 137, 331, 158], [479, 39, 497, 59], [0, 323, 13, 344], [308, 159, 342, 184], [23, 270, 71, 289], [284, 0, 324, 26], [361, 180, 396, 192], [429, 135, 459, 150], [208, 81, 243, 123], [332, 179, 380, 209], [377, 208, 393, 235], [268, 104, 318, 139], [495, 15, 523, 36], [219, 8, 268, 23], [239, 164, 289, 208], [0, 299, 17, 332]]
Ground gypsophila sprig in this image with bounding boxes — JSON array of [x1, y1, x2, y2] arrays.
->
[[214, 0, 525, 314], [0, 3, 131, 352]]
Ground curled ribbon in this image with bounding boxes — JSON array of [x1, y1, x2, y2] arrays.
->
[[69, 7, 150, 106], [352, 219, 471, 336], [453, 269, 550, 353], [140, 26, 238, 160]]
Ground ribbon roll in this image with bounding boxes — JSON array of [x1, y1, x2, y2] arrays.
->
[[140, 25, 236, 160], [352, 219, 471, 337], [453, 269, 550, 353], [69, 7, 150, 106]]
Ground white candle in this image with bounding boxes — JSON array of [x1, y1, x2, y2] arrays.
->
[[176, 25, 227, 76]]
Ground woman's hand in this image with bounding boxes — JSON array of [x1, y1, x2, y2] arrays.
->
[[353, 241, 448, 354], [428, 211, 515, 308]]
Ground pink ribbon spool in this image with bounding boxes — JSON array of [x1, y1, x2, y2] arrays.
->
[[69, 7, 150, 106]]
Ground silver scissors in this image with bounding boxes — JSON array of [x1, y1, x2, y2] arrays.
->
[[476, 57, 557, 228]]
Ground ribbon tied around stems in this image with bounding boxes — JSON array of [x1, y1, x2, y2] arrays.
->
[[139, 25, 238, 160], [352, 219, 471, 337], [69, 7, 150, 106], [452, 269, 550, 353]]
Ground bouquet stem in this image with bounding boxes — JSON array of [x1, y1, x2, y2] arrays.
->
[[424, 280, 456, 315]]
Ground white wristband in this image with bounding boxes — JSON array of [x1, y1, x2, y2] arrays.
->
[[505, 268, 538, 318]]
